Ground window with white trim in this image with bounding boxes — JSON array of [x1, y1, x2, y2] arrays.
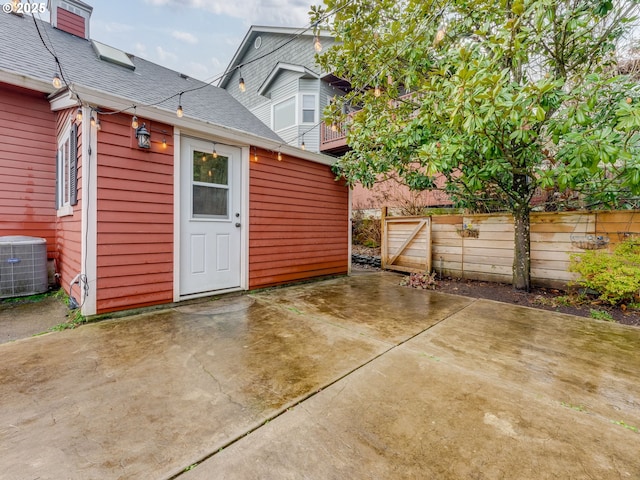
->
[[273, 96, 296, 131], [301, 94, 316, 123], [57, 121, 78, 213]]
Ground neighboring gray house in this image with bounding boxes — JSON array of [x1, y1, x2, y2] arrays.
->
[[219, 26, 348, 155]]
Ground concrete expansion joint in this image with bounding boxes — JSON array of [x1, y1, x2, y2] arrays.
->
[[168, 297, 479, 479]]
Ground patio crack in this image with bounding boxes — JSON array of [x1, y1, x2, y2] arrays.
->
[[168, 297, 476, 479], [193, 354, 247, 413]]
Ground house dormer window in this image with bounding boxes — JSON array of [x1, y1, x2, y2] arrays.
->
[[301, 94, 316, 123], [273, 96, 296, 131]]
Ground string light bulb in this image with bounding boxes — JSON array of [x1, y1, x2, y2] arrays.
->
[[314, 35, 322, 52], [239, 75, 246, 93], [212, 143, 218, 158], [277, 149, 282, 161], [374, 85, 381, 97], [76, 107, 83, 123], [176, 93, 184, 118], [301, 135, 306, 150], [52, 71, 62, 89], [253, 148, 258, 162], [95, 118, 101, 131], [162, 138, 167, 148], [131, 107, 139, 129], [90, 116, 96, 127], [331, 122, 338, 132]]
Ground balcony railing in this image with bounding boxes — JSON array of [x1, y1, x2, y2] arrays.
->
[[320, 117, 349, 153]]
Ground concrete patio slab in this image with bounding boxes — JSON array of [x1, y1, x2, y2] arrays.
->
[[0, 296, 68, 344], [183, 341, 640, 480], [1, 272, 638, 479]]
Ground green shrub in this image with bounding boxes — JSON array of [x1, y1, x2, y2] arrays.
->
[[570, 239, 640, 305]]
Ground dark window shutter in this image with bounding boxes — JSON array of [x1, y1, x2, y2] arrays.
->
[[55, 151, 60, 209], [69, 123, 78, 206]]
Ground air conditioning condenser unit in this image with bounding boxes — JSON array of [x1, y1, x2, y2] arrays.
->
[[0, 236, 48, 299]]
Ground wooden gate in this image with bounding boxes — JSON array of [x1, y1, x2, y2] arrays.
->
[[382, 215, 432, 273]]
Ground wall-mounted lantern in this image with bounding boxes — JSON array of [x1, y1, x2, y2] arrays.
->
[[135, 123, 151, 149]]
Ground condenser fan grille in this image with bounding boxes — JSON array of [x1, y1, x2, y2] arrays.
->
[[0, 236, 48, 299]]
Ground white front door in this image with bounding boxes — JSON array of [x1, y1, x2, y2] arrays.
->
[[180, 138, 242, 296]]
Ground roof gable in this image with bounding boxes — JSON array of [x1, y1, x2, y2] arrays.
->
[[258, 62, 320, 97], [219, 25, 332, 90], [0, 12, 282, 143]]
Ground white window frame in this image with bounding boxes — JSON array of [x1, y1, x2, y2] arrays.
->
[[272, 96, 297, 132], [56, 120, 74, 217], [300, 93, 317, 124]]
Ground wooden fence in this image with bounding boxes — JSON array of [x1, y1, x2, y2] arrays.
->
[[381, 209, 640, 287]]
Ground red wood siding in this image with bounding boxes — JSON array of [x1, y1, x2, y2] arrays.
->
[[0, 83, 57, 258], [55, 109, 82, 294], [96, 113, 174, 313], [56, 7, 86, 38], [249, 148, 349, 288]]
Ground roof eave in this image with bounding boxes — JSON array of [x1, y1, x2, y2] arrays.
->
[[0, 69, 56, 95], [67, 84, 338, 167]]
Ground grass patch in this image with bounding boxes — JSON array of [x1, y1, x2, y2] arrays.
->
[[49, 308, 87, 331], [590, 309, 614, 321], [561, 402, 587, 412], [1, 289, 60, 305], [611, 420, 639, 433]]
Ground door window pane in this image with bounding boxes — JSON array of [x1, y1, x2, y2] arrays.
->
[[274, 97, 296, 131], [193, 186, 228, 217], [192, 150, 229, 218], [193, 152, 228, 185]]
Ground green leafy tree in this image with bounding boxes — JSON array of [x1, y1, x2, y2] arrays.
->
[[312, 0, 640, 290]]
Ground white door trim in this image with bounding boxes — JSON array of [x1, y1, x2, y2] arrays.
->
[[175, 135, 248, 300], [241, 146, 250, 291], [173, 128, 181, 302]]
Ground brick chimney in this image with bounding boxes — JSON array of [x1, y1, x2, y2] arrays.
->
[[48, 0, 92, 39]]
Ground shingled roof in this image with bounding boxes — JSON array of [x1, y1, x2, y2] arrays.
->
[[0, 11, 282, 143]]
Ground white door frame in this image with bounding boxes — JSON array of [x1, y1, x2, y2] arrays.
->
[[173, 131, 249, 301]]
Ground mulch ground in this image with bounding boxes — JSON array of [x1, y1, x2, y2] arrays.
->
[[434, 276, 639, 327], [351, 245, 640, 328]]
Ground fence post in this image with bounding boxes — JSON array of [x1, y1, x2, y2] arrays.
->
[[381, 206, 388, 269]]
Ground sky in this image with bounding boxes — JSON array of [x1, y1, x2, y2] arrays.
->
[[82, 0, 317, 83]]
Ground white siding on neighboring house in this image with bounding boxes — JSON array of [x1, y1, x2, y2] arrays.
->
[[299, 78, 318, 91], [223, 31, 329, 109], [320, 81, 344, 113], [270, 76, 301, 145], [278, 124, 299, 146], [270, 75, 300, 102], [298, 123, 319, 152], [251, 102, 271, 127]]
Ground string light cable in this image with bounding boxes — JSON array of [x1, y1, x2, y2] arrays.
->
[[28, 0, 359, 140]]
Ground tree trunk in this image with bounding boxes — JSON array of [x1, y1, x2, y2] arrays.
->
[[513, 204, 531, 291]]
